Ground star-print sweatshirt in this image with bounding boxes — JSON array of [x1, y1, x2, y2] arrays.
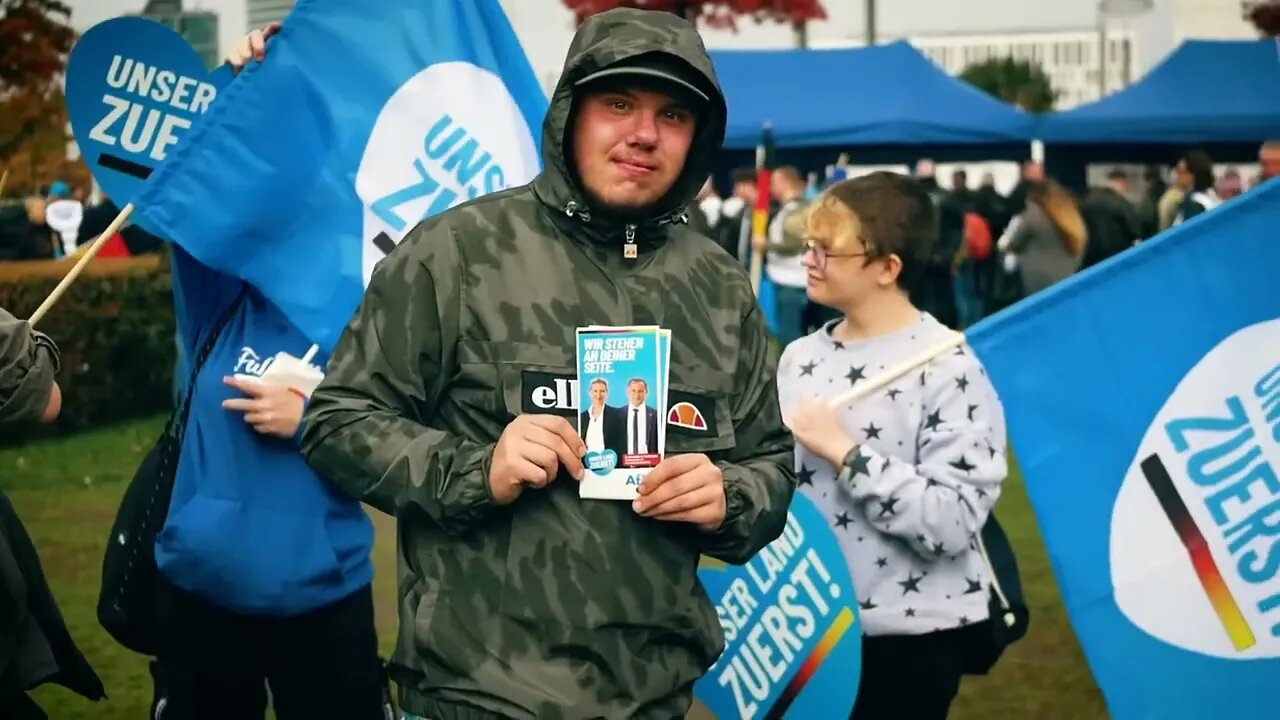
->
[[777, 312, 1008, 636]]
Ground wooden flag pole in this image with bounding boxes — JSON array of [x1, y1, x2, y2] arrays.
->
[[0, 168, 9, 199], [28, 203, 135, 327], [826, 332, 965, 408]]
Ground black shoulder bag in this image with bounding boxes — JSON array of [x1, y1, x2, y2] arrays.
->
[[961, 513, 1032, 675], [97, 294, 242, 656]]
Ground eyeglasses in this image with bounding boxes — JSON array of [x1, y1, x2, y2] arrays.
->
[[803, 241, 868, 272]]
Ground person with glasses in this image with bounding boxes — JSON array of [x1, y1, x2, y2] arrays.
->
[[778, 172, 1009, 720]]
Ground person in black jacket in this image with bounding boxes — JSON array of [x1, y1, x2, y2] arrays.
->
[[1080, 168, 1142, 269], [1, 309, 105, 719]]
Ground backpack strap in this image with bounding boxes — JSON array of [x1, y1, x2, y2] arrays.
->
[[169, 291, 245, 442]]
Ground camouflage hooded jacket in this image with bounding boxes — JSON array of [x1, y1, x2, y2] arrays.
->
[[300, 8, 796, 719], [0, 308, 59, 426]]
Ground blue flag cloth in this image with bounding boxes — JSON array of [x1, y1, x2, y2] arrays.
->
[[131, 0, 547, 351], [966, 179, 1280, 719], [758, 274, 779, 336]]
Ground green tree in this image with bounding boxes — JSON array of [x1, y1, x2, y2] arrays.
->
[[960, 57, 1058, 113]]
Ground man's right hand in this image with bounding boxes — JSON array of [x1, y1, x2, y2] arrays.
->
[[225, 22, 282, 74], [488, 415, 587, 505]]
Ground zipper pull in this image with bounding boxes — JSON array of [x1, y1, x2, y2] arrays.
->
[[623, 224, 638, 259]]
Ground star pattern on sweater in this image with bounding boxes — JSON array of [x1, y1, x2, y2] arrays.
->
[[786, 330, 999, 632], [898, 572, 923, 595], [847, 450, 872, 479], [878, 496, 900, 518], [845, 365, 866, 385], [796, 465, 815, 487]]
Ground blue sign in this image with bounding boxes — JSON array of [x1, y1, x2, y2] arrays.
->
[[129, 0, 547, 352], [65, 16, 232, 204], [966, 178, 1280, 719], [694, 492, 860, 719]]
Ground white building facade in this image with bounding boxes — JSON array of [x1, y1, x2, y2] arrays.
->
[[905, 29, 1138, 110], [245, 0, 295, 30]]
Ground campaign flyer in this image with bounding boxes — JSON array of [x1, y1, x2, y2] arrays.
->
[[576, 326, 667, 500]]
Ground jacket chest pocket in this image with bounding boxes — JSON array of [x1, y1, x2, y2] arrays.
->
[[664, 364, 738, 460], [456, 340, 579, 424]]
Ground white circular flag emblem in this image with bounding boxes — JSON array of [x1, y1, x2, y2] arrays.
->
[[1112, 319, 1280, 659], [355, 61, 540, 286]]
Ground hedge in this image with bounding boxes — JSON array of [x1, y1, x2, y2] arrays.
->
[[1, 252, 176, 443]]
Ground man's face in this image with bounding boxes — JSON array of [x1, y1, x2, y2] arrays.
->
[[571, 85, 698, 215], [627, 381, 648, 406], [1261, 147, 1280, 181], [589, 381, 607, 406], [734, 181, 757, 203]]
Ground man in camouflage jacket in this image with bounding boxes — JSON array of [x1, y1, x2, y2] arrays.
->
[[301, 8, 796, 719]]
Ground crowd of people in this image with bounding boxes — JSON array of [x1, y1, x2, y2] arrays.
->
[[690, 142, 1280, 345], [0, 183, 161, 262], [3, 7, 1280, 720]]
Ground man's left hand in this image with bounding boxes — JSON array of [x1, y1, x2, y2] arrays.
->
[[222, 376, 305, 438], [633, 454, 726, 532]]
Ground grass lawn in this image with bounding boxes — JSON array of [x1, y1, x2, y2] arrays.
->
[[2, 416, 1106, 719]]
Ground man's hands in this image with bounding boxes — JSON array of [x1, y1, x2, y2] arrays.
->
[[634, 454, 727, 533], [225, 22, 282, 74], [489, 415, 586, 506], [222, 376, 305, 438], [488, 418, 728, 533]]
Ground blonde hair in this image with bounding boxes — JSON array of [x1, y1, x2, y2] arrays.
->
[[1028, 180, 1087, 258], [803, 193, 863, 253]]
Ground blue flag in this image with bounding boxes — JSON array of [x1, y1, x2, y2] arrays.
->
[[966, 179, 1280, 719], [131, 0, 547, 351]]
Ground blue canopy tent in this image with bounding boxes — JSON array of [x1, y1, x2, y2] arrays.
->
[[1036, 39, 1280, 189], [708, 40, 1036, 179]]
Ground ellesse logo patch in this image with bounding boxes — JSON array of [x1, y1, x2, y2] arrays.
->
[[666, 390, 717, 436]]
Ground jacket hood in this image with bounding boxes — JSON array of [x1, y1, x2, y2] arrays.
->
[[531, 8, 728, 245]]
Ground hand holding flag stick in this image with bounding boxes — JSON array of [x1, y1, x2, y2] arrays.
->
[[27, 203, 135, 327]]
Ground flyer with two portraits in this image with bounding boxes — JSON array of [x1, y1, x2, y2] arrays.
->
[[575, 325, 671, 500]]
